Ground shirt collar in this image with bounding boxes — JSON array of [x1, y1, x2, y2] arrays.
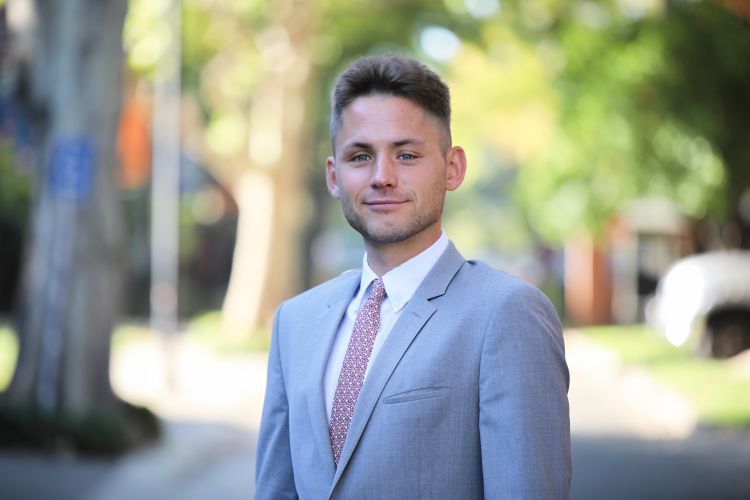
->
[[358, 231, 449, 312]]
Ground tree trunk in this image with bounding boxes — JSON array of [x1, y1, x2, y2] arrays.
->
[[7, 0, 128, 416], [220, 1, 313, 337]]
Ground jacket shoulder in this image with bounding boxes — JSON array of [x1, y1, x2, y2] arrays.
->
[[454, 259, 557, 310], [458, 259, 534, 292], [280, 269, 359, 312]]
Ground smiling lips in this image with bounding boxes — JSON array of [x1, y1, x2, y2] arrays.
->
[[364, 199, 408, 210]]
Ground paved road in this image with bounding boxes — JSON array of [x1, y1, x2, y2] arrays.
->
[[567, 332, 750, 499], [1, 331, 749, 499], [573, 430, 750, 500]]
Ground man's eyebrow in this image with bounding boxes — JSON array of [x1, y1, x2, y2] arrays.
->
[[340, 138, 425, 151], [341, 141, 373, 151], [392, 138, 425, 147]]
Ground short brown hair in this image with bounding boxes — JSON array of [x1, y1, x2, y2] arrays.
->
[[330, 54, 452, 151]]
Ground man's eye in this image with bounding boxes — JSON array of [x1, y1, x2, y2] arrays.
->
[[398, 153, 416, 161], [352, 154, 370, 162]]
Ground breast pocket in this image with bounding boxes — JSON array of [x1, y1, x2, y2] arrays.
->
[[382, 386, 450, 404]]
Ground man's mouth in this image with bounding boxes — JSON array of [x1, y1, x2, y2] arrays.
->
[[366, 199, 406, 205], [364, 199, 408, 210]]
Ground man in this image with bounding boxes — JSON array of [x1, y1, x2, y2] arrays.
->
[[255, 54, 571, 499]]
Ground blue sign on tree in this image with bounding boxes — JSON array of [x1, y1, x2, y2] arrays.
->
[[48, 137, 96, 201]]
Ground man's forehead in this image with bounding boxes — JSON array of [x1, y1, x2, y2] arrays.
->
[[337, 96, 437, 135], [341, 94, 424, 118], [331, 93, 450, 153]]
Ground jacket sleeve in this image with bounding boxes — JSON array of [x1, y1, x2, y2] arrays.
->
[[479, 283, 571, 499], [254, 305, 298, 500]]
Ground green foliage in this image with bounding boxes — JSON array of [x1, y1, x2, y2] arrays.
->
[[514, 0, 747, 243], [581, 324, 750, 428], [0, 142, 31, 223], [654, 2, 750, 205], [122, 0, 750, 257]]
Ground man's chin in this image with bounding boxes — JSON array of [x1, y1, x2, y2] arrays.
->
[[360, 223, 433, 247], [365, 233, 411, 246], [344, 211, 439, 247], [350, 222, 412, 246], [358, 228, 400, 245]]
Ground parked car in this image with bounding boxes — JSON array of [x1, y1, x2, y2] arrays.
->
[[646, 250, 750, 358]]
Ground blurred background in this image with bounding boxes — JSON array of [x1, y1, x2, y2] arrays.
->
[[1, 0, 750, 498]]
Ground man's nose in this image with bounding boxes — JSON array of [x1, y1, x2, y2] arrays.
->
[[371, 156, 397, 189]]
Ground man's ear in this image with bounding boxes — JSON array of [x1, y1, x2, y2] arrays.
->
[[325, 156, 340, 199], [445, 146, 467, 191]]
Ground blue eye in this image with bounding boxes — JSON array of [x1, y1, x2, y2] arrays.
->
[[352, 154, 370, 162], [398, 153, 416, 161]]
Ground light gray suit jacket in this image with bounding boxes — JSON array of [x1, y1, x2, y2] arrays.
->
[[255, 243, 571, 499]]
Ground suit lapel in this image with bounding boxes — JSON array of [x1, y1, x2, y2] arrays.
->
[[306, 271, 360, 480], [331, 243, 466, 488]]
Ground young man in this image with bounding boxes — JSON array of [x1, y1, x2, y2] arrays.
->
[[255, 54, 571, 499]]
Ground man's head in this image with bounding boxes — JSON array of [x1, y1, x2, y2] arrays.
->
[[325, 55, 466, 262], [330, 54, 452, 153]]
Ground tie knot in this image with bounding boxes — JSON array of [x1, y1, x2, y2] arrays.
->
[[369, 278, 385, 302]]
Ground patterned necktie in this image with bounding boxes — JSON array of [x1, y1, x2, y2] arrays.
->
[[329, 278, 386, 466]]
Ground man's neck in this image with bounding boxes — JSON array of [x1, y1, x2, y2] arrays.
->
[[364, 227, 442, 276]]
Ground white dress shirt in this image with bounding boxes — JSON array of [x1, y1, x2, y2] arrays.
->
[[324, 231, 450, 420]]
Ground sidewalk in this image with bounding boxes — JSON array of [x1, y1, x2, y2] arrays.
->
[[2, 334, 265, 500], [1, 331, 749, 499], [566, 330, 697, 439], [1, 420, 257, 500]]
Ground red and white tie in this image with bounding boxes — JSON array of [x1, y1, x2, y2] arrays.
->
[[329, 278, 386, 466]]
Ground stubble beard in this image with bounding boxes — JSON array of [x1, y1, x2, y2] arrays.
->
[[340, 195, 444, 246]]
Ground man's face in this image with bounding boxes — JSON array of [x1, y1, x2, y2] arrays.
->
[[326, 94, 465, 250]]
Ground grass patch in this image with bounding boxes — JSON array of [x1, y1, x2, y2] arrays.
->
[[113, 312, 271, 354], [187, 311, 271, 353], [0, 324, 18, 392], [579, 324, 750, 428], [111, 322, 154, 348], [0, 312, 268, 393], [0, 322, 148, 392]]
